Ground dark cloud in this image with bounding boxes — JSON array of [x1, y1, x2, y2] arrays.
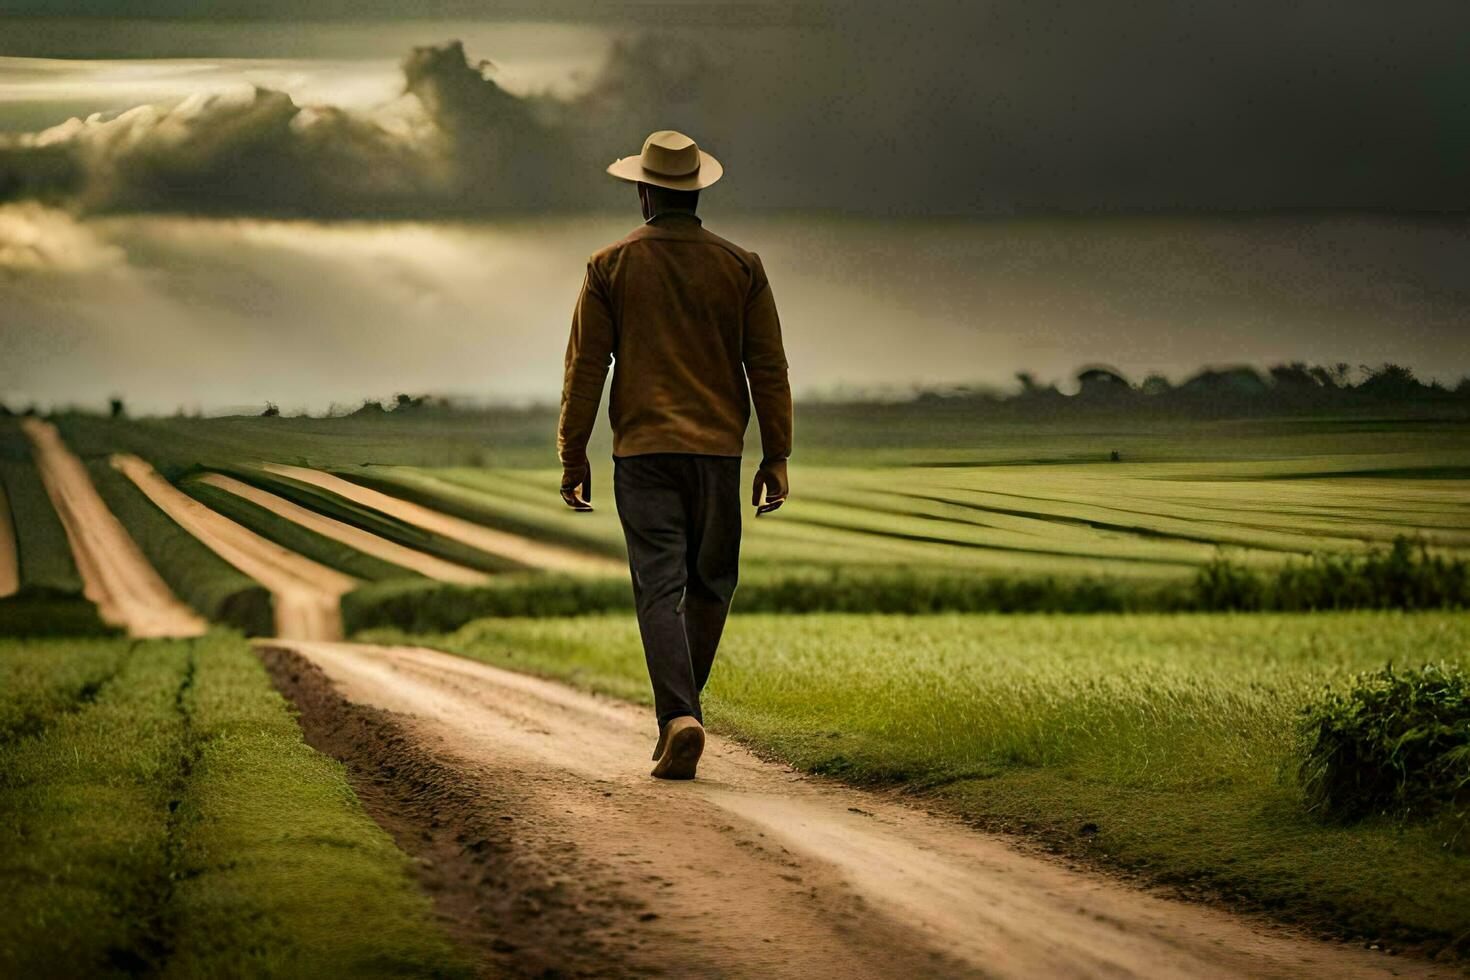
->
[[2, 2, 1468, 216]]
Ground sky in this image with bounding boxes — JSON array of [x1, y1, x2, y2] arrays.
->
[[0, 3, 1467, 412]]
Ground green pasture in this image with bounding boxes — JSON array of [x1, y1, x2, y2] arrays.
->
[[371, 610, 1470, 953], [20, 411, 1467, 632], [0, 634, 467, 977], [335, 445, 1470, 585]]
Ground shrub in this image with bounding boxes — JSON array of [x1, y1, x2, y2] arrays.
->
[[342, 569, 1142, 635], [1299, 663, 1470, 826], [1193, 538, 1470, 612]]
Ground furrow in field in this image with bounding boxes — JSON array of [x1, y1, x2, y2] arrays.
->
[[0, 484, 17, 598], [262, 463, 624, 576], [20, 421, 206, 638], [196, 473, 491, 586], [783, 510, 1202, 567], [113, 455, 354, 640]]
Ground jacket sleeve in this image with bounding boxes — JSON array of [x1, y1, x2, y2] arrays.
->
[[743, 253, 793, 462], [557, 261, 615, 465]]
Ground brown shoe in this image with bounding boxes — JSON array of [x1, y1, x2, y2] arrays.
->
[[650, 716, 704, 780]]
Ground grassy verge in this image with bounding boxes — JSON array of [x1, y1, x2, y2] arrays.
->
[[0, 634, 468, 976], [86, 462, 274, 636], [363, 610, 1470, 954], [179, 478, 417, 582]]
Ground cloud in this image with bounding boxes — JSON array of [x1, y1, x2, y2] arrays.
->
[[2, 3, 1469, 217], [0, 200, 124, 270]]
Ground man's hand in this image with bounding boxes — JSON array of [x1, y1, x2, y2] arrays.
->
[[751, 458, 788, 516], [560, 456, 594, 512]]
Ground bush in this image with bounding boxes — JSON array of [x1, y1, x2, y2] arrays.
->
[[1193, 538, 1470, 612], [1299, 663, 1470, 826], [342, 569, 1142, 635]]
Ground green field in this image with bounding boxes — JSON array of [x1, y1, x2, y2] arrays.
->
[[52, 411, 1470, 592], [364, 610, 1470, 952], [0, 634, 467, 977], [2, 407, 1467, 965]]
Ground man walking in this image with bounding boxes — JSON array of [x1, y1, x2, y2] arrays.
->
[[557, 130, 792, 780]]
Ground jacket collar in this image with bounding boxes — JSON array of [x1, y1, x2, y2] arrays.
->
[[644, 210, 702, 226]]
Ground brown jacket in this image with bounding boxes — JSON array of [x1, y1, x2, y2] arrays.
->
[[557, 213, 792, 464]]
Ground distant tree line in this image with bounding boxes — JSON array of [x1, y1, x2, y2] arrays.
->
[[7, 364, 1466, 422], [896, 362, 1470, 417]]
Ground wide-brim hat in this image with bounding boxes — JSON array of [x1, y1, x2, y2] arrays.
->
[[606, 129, 723, 191]]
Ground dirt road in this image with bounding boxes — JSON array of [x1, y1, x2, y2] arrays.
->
[[261, 463, 625, 576], [260, 639, 1449, 980], [114, 455, 355, 640], [0, 484, 17, 598], [197, 472, 491, 585], [21, 421, 206, 637]]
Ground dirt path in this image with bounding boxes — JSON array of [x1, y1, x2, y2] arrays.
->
[[261, 463, 625, 576], [20, 421, 206, 637], [259, 639, 1451, 980], [197, 472, 491, 586], [0, 483, 17, 598], [113, 455, 355, 640]]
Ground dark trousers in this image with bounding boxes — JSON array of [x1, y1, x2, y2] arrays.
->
[[613, 453, 742, 727]]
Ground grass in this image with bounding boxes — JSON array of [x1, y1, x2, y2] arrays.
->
[[365, 610, 1470, 953], [0, 430, 83, 595], [0, 424, 113, 636], [333, 448, 1470, 588], [85, 461, 274, 636], [0, 638, 129, 742], [0, 634, 468, 976]]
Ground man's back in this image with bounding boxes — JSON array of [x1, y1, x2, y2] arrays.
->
[[557, 129, 790, 781], [558, 213, 792, 464]]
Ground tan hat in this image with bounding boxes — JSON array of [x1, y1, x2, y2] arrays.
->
[[606, 130, 724, 191]]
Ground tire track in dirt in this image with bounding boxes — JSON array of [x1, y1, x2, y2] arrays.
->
[[0, 482, 18, 598], [113, 455, 355, 640], [261, 463, 625, 577], [259, 639, 1453, 980], [196, 473, 491, 586], [20, 420, 205, 638]]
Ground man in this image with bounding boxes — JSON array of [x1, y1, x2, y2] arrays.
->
[[557, 129, 793, 781]]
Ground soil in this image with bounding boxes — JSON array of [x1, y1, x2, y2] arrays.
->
[[20, 421, 205, 637], [0, 483, 17, 599], [197, 472, 490, 585], [258, 638, 1454, 979], [262, 464, 625, 576], [113, 454, 354, 640]]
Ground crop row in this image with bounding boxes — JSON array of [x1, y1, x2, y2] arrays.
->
[[0, 634, 466, 976]]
